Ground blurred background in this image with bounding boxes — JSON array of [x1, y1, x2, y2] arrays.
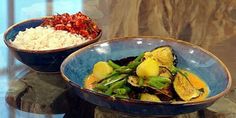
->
[[0, 0, 84, 33]]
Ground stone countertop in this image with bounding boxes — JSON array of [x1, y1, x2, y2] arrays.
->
[[4, 70, 236, 118], [0, 0, 236, 118]]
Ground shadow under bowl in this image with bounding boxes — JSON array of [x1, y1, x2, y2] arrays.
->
[[61, 37, 231, 116], [4, 18, 102, 72]]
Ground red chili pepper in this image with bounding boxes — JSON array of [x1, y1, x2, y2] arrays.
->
[[55, 24, 65, 30], [41, 12, 101, 39]]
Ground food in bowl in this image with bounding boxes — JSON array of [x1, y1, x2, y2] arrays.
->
[[61, 37, 231, 115], [10, 12, 101, 50], [4, 12, 101, 72], [41, 12, 100, 39], [84, 46, 210, 102], [12, 26, 87, 50]]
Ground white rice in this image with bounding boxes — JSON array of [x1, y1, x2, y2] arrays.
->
[[11, 26, 88, 50]]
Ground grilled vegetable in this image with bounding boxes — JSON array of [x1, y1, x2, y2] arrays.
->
[[173, 72, 201, 101], [159, 66, 173, 79], [144, 46, 177, 68], [84, 45, 209, 102], [128, 76, 140, 87]]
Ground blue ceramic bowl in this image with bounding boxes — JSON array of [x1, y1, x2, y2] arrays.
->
[[61, 37, 231, 116], [4, 18, 101, 72]]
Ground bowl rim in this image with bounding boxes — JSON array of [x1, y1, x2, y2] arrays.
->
[[60, 36, 232, 105], [3, 18, 102, 54]]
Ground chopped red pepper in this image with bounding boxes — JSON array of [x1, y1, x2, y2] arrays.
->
[[41, 12, 101, 39]]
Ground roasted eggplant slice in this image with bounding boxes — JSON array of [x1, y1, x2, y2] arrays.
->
[[159, 66, 173, 81], [128, 75, 174, 101], [173, 72, 201, 101], [128, 76, 140, 87], [144, 46, 177, 68], [146, 85, 174, 101]]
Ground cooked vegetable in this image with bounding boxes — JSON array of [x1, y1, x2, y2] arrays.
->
[[108, 60, 121, 69], [127, 53, 144, 69], [159, 66, 172, 79], [84, 45, 209, 102], [138, 77, 144, 86], [144, 46, 176, 68], [94, 74, 127, 91], [136, 58, 160, 78], [113, 94, 129, 99], [128, 76, 140, 87], [114, 87, 131, 95], [94, 84, 109, 91], [84, 75, 98, 90], [173, 72, 201, 101], [102, 74, 127, 86], [148, 76, 168, 89], [105, 79, 127, 95], [155, 76, 171, 84], [92, 61, 113, 81], [115, 66, 132, 74], [140, 93, 160, 102]]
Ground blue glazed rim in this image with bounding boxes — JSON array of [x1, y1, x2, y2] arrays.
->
[[61, 36, 232, 105], [3, 18, 102, 54]]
